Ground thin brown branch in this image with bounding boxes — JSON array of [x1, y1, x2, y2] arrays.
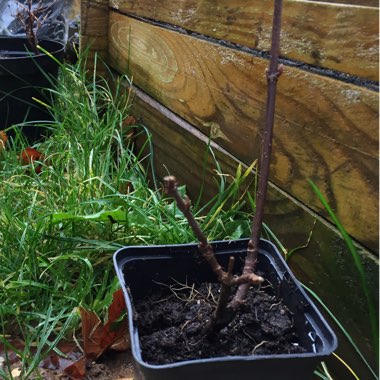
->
[[229, 0, 283, 312], [215, 256, 235, 319], [202, 256, 235, 335], [163, 0, 283, 334], [164, 175, 207, 245], [164, 176, 263, 334], [164, 176, 226, 282], [249, 0, 284, 265], [15, 0, 56, 54]]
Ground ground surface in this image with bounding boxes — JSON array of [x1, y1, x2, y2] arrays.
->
[[28, 351, 134, 380], [3, 280, 307, 378], [135, 281, 306, 365]]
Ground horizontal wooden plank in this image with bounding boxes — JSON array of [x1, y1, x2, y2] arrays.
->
[[313, 0, 377, 5], [110, 0, 379, 80], [108, 13, 379, 251], [130, 87, 378, 379]]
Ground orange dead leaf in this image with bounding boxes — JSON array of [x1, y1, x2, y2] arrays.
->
[[110, 335, 130, 351], [40, 354, 61, 370], [40, 349, 83, 370], [79, 307, 104, 360], [100, 289, 128, 350], [39, 343, 85, 379], [79, 289, 128, 360], [20, 147, 44, 173], [122, 115, 136, 127], [0, 130, 7, 151], [107, 289, 126, 324], [63, 356, 86, 380], [122, 115, 136, 142], [56, 340, 80, 355], [20, 147, 43, 164]]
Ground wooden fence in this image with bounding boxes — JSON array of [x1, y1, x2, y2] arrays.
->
[[80, 1, 379, 378]]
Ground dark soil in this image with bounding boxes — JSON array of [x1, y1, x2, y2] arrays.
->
[[135, 279, 307, 365]]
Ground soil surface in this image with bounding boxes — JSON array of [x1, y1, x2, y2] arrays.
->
[[26, 351, 134, 380], [135, 280, 307, 365]]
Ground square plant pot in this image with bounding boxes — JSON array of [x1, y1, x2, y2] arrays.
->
[[114, 239, 337, 380]]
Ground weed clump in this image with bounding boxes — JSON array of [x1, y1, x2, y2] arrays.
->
[[0, 56, 255, 376]]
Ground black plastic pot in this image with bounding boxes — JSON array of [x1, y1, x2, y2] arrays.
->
[[0, 37, 64, 143], [114, 239, 337, 380]]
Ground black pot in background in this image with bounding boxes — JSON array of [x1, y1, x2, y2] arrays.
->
[[0, 37, 64, 144], [114, 239, 338, 380]]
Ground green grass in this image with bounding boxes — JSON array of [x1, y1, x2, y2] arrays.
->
[[308, 180, 379, 378], [0, 55, 255, 378]]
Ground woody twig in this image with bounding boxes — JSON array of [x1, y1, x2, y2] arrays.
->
[[229, 0, 283, 313], [164, 176, 263, 333], [15, 0, 56, 54], [163, 0, 283, 334]]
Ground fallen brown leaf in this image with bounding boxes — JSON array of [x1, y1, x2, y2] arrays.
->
[[79, 307, 104, 360], [19, 147, 44, 173], [100, 289, 128, 351], [1, 290, 129, 380], [80, 289, 129, 359], [0, 130, 7, 151], [0, 338, 25, 364], [63, 356, 86, 380]]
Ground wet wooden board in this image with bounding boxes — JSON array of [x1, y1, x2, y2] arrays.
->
[[68, 0, 81, 19], [80, 0, 109, 75], [110, 0, 379, 80], [314, 0, 377, 5], [129, 87, 379, 380], [108, 13, 379, 252]]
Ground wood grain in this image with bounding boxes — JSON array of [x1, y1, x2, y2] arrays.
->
[[110, 0, 379, 80], [80, 0, 109, 75], [130, 87, 379, 379], [108, 13, 379, 251], [312, 0, 377, 5]]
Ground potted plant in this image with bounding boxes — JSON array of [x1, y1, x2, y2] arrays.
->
[[0, 0, 64, 143], [114, 1, 337, 379]]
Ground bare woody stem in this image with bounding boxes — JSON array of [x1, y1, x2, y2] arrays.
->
[[164, 176, 263, 333], [214, 256, 235, 321], [17, 0, 38, 54], [202, 256, 235, 335], [164, 176, 262, 288], [16, 0, 56, 55], [251, 0, 283, 256], [164, 0, 283, 332], [229, 0, 283, 311]]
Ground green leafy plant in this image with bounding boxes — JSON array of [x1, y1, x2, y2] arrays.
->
[[0, 51, 257, 378]]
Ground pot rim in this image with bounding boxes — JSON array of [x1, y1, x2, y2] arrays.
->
[[0, 37, 64, 60], [114, 238, 338, 369]]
